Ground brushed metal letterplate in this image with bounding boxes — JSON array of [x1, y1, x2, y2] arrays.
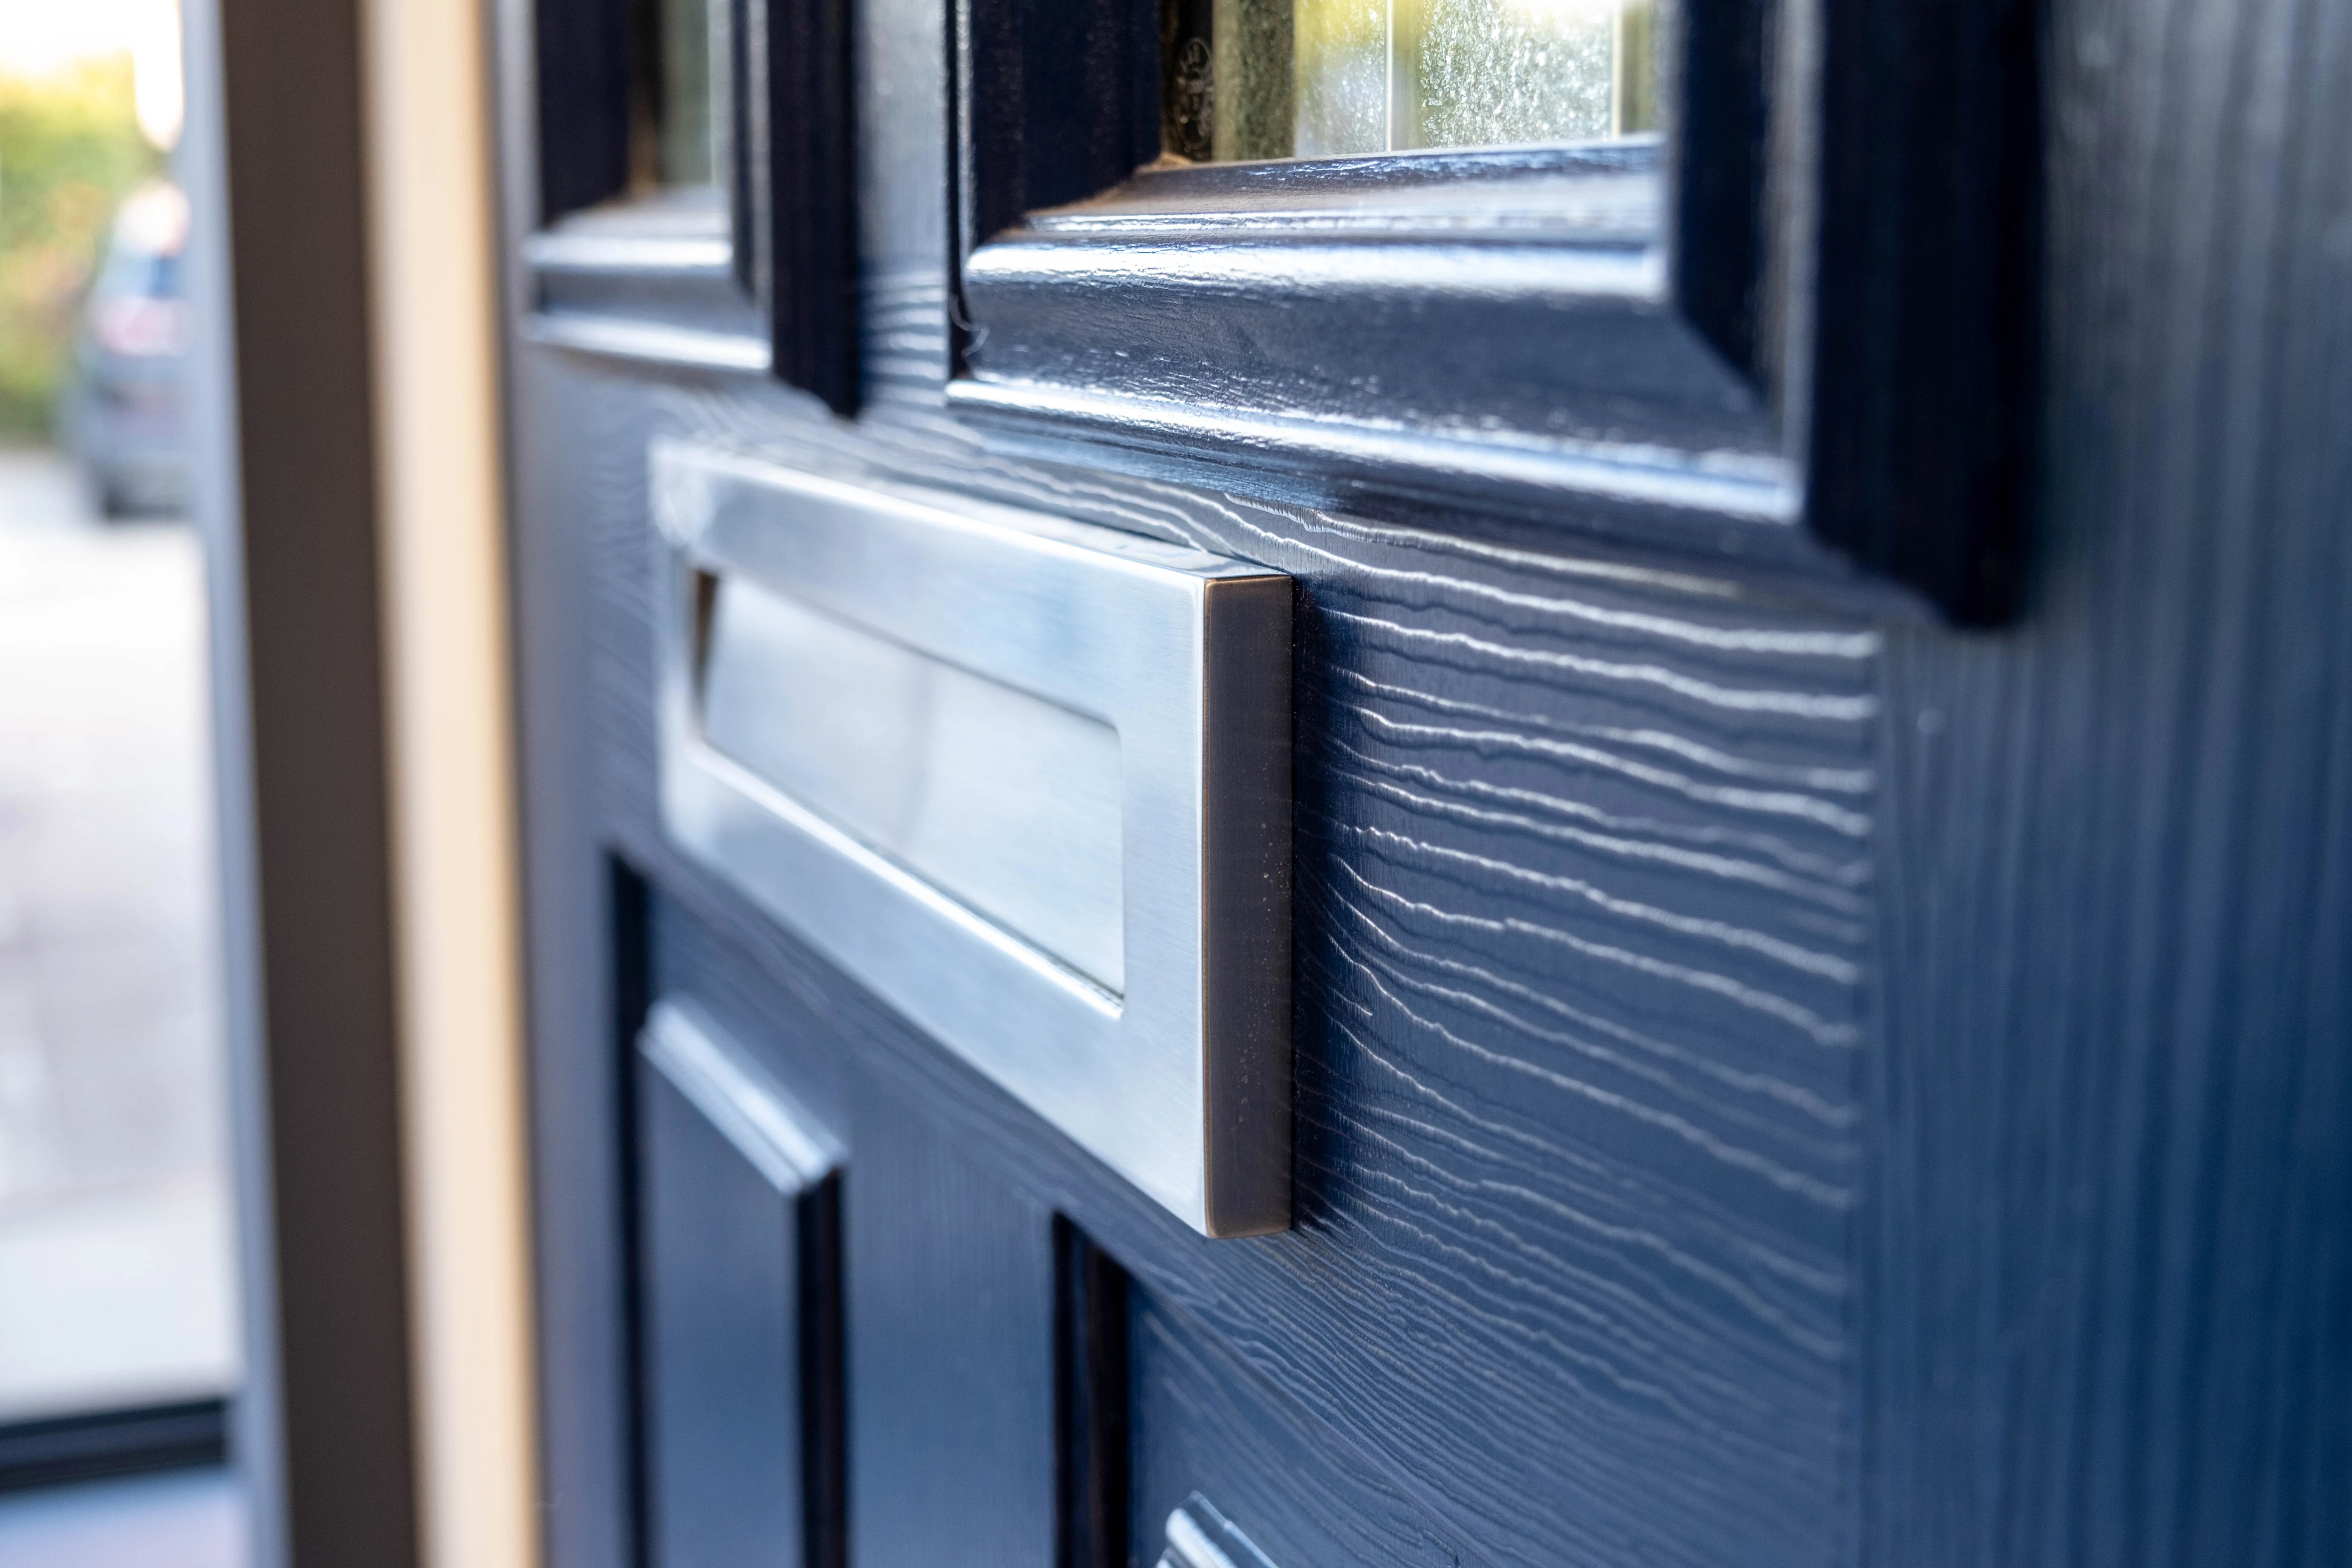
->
[[652, 441, 1291, 1237]]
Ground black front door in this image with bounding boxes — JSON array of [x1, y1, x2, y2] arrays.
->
[[494, 0, 2352, 1559]]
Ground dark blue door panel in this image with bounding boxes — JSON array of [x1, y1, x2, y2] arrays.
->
[[1128, 1279, 1462, 1568], [638, 1066, 803, 1567], [634, 1002, 843, 1568], [499, 0, 2352, 1547]]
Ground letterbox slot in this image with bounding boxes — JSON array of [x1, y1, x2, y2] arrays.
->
[[698, 571, 1126, 995], [654, 441, 1294, 1237]]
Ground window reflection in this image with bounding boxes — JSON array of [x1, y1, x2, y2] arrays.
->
[[1161, 0, 1657, 162]]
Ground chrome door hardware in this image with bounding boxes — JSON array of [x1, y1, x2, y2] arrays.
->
[[652, 441, 1292, 1236]]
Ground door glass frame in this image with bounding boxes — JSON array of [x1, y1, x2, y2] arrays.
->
[[522, 0, 860, 410], [945, 0, 1791, 530], [945, 0, 2042, 620]]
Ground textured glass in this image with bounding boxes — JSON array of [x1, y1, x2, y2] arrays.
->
[[1162, 0, 1656, 161]]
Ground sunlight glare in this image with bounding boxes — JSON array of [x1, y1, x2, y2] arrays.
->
[[0, 0, 183, 149]]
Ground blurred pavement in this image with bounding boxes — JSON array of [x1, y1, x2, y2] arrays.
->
[[0, 447, 238, 1420], [0, 1467, 246, 1568]]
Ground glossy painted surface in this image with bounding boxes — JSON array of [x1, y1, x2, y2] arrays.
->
[[497, 0, 2352, 1561], [634, 1003, 839, 1568], [952, 145, 1804, 544], [533, 377, 1872, 1567]]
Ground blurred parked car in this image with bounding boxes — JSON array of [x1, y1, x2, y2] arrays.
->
[[60, 183, 191, 518]]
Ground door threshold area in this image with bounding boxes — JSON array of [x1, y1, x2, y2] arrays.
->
[[0, 1464, 247, 1568]]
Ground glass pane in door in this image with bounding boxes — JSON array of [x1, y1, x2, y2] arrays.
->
[[635, 0, 728, 189], [1161, 0, 1657, 161]]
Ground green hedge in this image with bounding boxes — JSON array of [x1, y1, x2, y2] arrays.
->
[[0, 58, 164, 439]]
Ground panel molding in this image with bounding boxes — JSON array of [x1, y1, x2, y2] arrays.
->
[[639, 1000, 843, 1192]]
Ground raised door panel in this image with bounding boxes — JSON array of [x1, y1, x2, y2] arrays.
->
[[635, 1002, 844, 1568]]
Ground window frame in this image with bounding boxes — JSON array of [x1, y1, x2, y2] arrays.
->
[[524, 0, 861, 411], [945, 0, 2041, 621]]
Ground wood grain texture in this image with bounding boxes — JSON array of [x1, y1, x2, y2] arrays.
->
[[1130, 1281, 1470, 1568], [531, 347, 1882, 1567], [1863, 0, 2352, 1553], [501, 0, 2352, 1548], [839, 1023, 1061, 1568]]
